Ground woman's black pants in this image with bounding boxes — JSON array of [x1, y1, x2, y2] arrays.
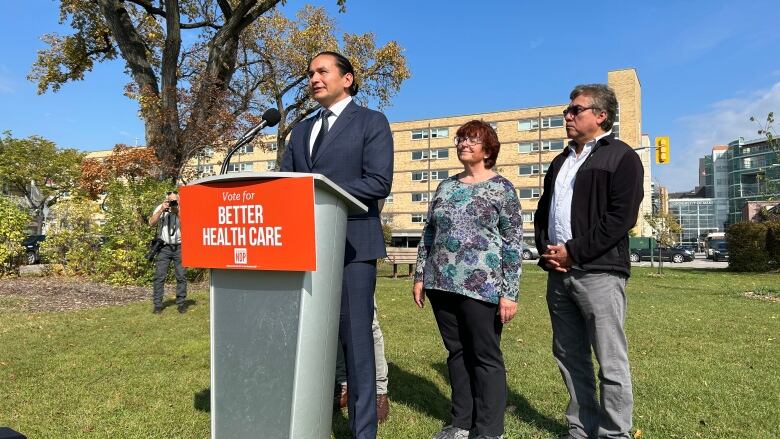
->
[[427, 289, 506, 437]]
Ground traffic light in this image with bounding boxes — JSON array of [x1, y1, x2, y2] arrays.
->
[[655, 136, 670, 164]]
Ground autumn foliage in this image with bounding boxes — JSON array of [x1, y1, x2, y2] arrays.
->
[[79, 144, 162, 199]]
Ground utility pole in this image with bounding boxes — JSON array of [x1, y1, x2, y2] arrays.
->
[[427, 122, 432, 200], [538, 112, 543, 188]]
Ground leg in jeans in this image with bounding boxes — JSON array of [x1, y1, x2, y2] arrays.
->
[[568, 271, 632, 439], [152, 246, 172, 308], [336, 299, 387, 392], [172, 245, 187, 305], [428, 290, 475, 431], [372, 299, 389, 395], [340, 260, 378, 439], [456, 293, 505, 437]]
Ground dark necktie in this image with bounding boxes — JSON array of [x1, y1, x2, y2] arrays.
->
[[311, 109, 332, 160]]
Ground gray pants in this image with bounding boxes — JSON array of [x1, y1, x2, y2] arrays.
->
[[152, 244, 187, 307], [547, 270, 633, 439], [336, 299, 388, 394]]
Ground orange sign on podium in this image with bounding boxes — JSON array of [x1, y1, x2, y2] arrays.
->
[[179, 176, 316, 271]]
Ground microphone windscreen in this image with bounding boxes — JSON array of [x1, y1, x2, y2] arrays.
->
[[262, 108, 282, 127]]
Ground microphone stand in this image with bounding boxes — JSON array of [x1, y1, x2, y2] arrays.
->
[[219, 123, 266, 175]]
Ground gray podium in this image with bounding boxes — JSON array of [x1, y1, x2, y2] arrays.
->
[[186, 172, 367, 439]]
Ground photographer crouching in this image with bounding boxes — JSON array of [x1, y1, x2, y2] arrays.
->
[[149, 191, 187, 314]]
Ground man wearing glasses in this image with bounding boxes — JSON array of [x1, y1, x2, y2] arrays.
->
[[149, 191, 187, 314], [534, 84, 643, 439]]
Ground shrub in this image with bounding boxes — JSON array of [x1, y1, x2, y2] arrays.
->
[[40, 198, 102, 275], [95, 178, 172, 285], [0, 197, 30, 276], [765, 220, 780, 270], [726, 222, 769, 272]]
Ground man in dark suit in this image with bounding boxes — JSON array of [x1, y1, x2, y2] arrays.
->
[[281, 51, 393, 439]]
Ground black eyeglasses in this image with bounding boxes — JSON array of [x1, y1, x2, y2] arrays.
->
[[166, 191, 178, 195], [454, 136, 482, 146], [563, 105, 600, 117]]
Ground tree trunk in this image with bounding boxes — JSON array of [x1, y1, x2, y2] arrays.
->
[[161, 0, 183, 181]]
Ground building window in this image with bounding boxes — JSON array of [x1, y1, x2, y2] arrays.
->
[[411, 214, 425, 223], [227, 162, 253, 172], [518, 164, 550, 176], [411, 192, 433, 202], [519, 139, 566, 153], [543, 139, 565, 151], [411, 127, 449, 140], [489, 122, 498, 131], [201, 147, 215, 157], [411, 148, 449, 160], [412, 170, 449, 181], [238, 145, 254, 154], [518, 188, 541, 199], [412, 171, 428, 181], [266, 161, 277, 171], [519, 165, 539, 176], [541, 116, 564, 128], [265, 141, 278, 151], [518, 119, 539, 131], [519, 141, 539, 153], [385, 194, 393, 203], [196, 164, 214, 175], [522, 211, 535, 223], [431, 170, 449, 180]]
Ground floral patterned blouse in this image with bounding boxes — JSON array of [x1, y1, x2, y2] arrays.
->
[[415, 174, 523, 304]]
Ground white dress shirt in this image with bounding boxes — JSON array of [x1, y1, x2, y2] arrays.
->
[[308, 96, 352, 155], [548, 130, 612, 246]]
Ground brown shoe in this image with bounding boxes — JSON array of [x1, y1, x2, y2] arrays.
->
[[376, 393, 389, 423], [333, 383, 348, 410]]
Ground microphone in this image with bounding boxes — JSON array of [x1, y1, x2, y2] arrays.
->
[[220, 108, 282, 175], [238, 108, 282, 142]]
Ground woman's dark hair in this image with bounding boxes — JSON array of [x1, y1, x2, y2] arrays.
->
[[456, 120, 501, 169], [310, 51, 360, 96]]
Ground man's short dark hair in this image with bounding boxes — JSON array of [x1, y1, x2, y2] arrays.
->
[[310, 51, 359, 96], [570, 84, 618, 131]]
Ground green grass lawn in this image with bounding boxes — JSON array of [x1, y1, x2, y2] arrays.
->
[[1, 265, 778, 438]]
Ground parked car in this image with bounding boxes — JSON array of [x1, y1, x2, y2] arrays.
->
[[521, 243, 539, 260], [22, 235, 46, 265], [712, 242, 729, 262], [677, 243, 698, 253], [629, 246, 694, 263]]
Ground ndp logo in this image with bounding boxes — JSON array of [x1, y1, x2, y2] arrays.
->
[[234, 248, 247, 265]]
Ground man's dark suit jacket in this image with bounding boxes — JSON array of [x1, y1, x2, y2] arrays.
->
[[280, 100, 394, 263]]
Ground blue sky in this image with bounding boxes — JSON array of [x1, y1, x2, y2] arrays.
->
[[1, 1, 779, 191]]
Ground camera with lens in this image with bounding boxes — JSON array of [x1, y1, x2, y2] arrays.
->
[[168, 200, 179, 209], [145, 238, 165, 261]]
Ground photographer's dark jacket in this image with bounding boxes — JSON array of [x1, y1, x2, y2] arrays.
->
[[534, 134, 644, 276], [153, 205, 181, 245]]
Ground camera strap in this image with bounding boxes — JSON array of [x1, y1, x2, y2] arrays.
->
[[166, 212, 179, 237]]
